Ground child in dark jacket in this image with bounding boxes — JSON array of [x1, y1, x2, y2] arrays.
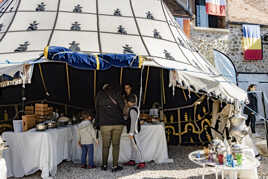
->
[[123, 94, 145, 169]]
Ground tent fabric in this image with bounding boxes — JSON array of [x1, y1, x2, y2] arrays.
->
[[0, 0, 247, 102], [44, 46, 143, 70], [213, 49, 237, 85]]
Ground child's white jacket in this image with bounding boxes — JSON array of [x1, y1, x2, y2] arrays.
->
[[78, 120, 97, 145]]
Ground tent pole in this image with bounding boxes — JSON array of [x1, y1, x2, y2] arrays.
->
[[94, 70, 97, 98], [38, 64, 48, 96], [21, 87, 25, 114], [161, 69, 166, 104], [160, 69, 165, 122], [65, 63, 71, 102], [143, 66, 150, 105], [65, 63, 71, 115], [182, 89, 188, 102], [120, 68, 123, 85]]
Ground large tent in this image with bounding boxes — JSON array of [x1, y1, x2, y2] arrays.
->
[[0, 0, 247, 144]]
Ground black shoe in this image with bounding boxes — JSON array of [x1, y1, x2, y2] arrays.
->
[[101, 165, 107, 171], [255, 154, 263, 161], [112, 166, 123, 172]]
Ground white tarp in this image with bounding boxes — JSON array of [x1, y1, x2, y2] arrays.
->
[[0, 0, 247, 102]]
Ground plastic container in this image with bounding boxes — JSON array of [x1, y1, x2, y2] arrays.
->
[[13, 120, 23, 132]]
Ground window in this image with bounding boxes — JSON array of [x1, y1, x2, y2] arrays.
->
[[195, 0, 226, 28]]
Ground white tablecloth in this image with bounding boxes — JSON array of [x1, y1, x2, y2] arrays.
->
[[2, 126, 73, 178], [2, 123, 172, 178], [71, 123, 173, 164], [0, 158, 7, 179]]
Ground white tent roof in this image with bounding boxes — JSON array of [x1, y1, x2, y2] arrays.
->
[[0, 0, 247, 102]]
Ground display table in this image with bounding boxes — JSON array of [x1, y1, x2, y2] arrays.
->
[[0, 158, 7, 179], [2, 123, 172, 178], [2, 126, 73, 178], [71, 123, 173, 164], [189, 150, 260, 179]]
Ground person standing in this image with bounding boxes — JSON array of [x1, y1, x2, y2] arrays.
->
[[78, 111, 98, 169], [95, 84, 125, 172], [122, 83, 137, 118], [245, 84, 258, 135], [123, 94, 145, 169]]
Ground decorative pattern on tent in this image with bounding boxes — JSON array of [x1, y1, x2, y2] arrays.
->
[[0, 0, 246, 103]]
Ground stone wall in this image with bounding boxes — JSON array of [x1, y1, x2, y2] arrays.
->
[[227, 24, 268, 73], [190, 26, 229, 64], [190, 24, 268, 73]]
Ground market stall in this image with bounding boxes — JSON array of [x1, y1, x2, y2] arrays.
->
[[2, 123, 171, 178], [0, 0, 250, 178]]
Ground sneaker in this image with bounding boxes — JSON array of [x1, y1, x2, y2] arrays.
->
[[253, 133, 261, 138], [112, 166, 123, 172], [136, 162, 145, 169], [124, 160, 136, 166], [88, 165, 96, 169], [255, 154, 263, 161], [101, 165, 107, 171], [81, 164, 87, 169]]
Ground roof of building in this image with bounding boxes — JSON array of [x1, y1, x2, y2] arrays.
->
[[228, 0, 268, 25]]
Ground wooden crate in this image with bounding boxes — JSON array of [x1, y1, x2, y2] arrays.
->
[[25, 111, 34, 115], [25, 106, 34, 111], [22, 115, 36, 131], [35, 111, 49, 115], [35, 103, 48, 111]]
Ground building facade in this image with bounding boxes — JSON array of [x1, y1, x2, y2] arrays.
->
[[167, 0, 268, 73]]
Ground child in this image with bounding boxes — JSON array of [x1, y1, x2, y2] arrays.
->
[[78, 111, 98, 169], [124, 94, 145, 169]]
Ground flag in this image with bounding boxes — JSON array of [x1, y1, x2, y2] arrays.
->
[[205, 0, 226, 16], [175, 18, 191, 38], [242, 24, 263, 60]]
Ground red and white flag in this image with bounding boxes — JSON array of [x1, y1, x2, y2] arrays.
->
[[206, 0, 226, 16]]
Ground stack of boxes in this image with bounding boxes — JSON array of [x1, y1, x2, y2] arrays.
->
[[22, 115, 36, 131], [24, 106, 34, 115], [35, 103, 48, 123], [22, 103, 54, 131]]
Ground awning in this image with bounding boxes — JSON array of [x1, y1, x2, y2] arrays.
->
[[0, 0, 247, 103]]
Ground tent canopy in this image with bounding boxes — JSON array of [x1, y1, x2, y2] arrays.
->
[[0, 0, 247, 103]]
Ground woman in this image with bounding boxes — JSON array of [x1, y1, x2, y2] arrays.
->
[[95, 84, 125, 172], [245, 84, 258, 135], [122, 83, 137, 118]]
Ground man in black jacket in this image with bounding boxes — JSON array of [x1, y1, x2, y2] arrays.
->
[[95, 84, 125, 172]]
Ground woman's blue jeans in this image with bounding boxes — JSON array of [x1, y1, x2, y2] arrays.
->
[[81, 144, 94, 167]]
